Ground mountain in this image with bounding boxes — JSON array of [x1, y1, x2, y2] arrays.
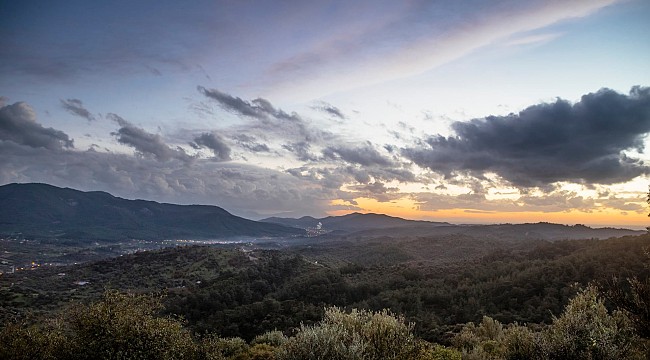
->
[[0, 183, 304, 241], [261, 212, 450, 232], [263, 213, 642, 240]]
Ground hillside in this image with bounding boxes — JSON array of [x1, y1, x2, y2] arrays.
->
[[2, 234, 649, 344], [0, 183, 304, 241]]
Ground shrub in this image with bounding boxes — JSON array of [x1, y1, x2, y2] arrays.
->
[[541, 286, 641, 359], [277, 307, 422, 360], [0, 290, 200, 360], [202, 335, 249, 360], [252, 330, 288, 347]]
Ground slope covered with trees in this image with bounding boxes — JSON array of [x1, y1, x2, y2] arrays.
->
[[2, 234, 649, 351], [0, 183, 303, 241]]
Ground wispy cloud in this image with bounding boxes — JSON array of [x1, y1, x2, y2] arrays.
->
[[61, 98, 96, 121], [263, 0, 623, 99], [503, 32, 563, 46], [311, 101, 347, 120]]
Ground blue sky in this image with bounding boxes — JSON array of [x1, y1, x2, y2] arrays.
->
[[1, 0, 650, 227]]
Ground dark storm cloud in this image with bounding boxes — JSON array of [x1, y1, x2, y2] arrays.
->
[[323, 142, 395, 167], [403, 87, 650, 186], [0, 101, 73, 150], [60, 98, 96, 121], [108, 113, 191, 163], [193, 132, 232, 161]]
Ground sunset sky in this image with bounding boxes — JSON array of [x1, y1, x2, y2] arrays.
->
[[1, 0, 650, 228]]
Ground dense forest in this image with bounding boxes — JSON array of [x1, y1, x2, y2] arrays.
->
[[1, 232, 649, 358]]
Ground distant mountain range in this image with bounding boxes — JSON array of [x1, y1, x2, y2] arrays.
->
[[0, 183, 304, 241], [262, 214, 644, 241], [262, 213, 450, 233], [1, 183, 643, 243]]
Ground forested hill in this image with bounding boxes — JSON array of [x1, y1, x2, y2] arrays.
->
[[0, 183, 304, 241], [2, 234, 649, 350]]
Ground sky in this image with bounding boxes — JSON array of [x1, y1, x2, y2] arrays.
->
[[1, 0, 650, 228]]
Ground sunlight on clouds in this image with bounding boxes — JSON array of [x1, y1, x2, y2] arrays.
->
[[329, 195, 648, 229]]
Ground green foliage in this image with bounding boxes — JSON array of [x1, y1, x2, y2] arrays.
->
[[252, 330, 288, 347], [1, 285, 648, 360], [453, 287, 645, 359], [0, 320, 71, 360], [424, 344, 462, 360], [0, 290, 199, 360], [277, 307, 422, 360], [453, 316, 512, 359], [501, 324, 539, 360], [201, 336, 250, 360], [68, 290, 199, 359], [4, 234, 649, 345], [541, 286, 641, 359], [605, 248, 650, 338]]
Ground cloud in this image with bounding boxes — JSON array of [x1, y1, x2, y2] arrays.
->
[[262, 0, 622, 100], [196, 87, 417, 194], [193, 132, 232, 161], [0, 99, 340, 219], [0, 101, 73, 150], [197, 86, 264, 119], [282, 142, 318, 162], [197, 86, 307, 127], [196, 88, 416, 193], [403, 87, 650, 187], [108, 113, 191, 163], [0, 140, 336, 219], [232, 134, 270, 153], [503, 32, 563, 46], [0, 2, 221, 80], [312, 101, 346, 119], [323, 142, 395, 167], [346, 181, 400, 202], [60, 98, 96, 121], [198, 86, 329, 143]]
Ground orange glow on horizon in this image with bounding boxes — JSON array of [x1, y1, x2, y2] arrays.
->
[[329, 197, 649, 230]]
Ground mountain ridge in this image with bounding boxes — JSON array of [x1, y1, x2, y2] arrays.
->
[[262, 213, 643, 240], [261, 212, 450, 232], [0, 183, 304, 241]]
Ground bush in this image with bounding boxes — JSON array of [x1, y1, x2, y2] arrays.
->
[[541, 286, 641, 359], [202, 336, 249, 360], [277, 307, 422, 360], [252, 330, 288, 347], [0, 290, 200, 360]]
